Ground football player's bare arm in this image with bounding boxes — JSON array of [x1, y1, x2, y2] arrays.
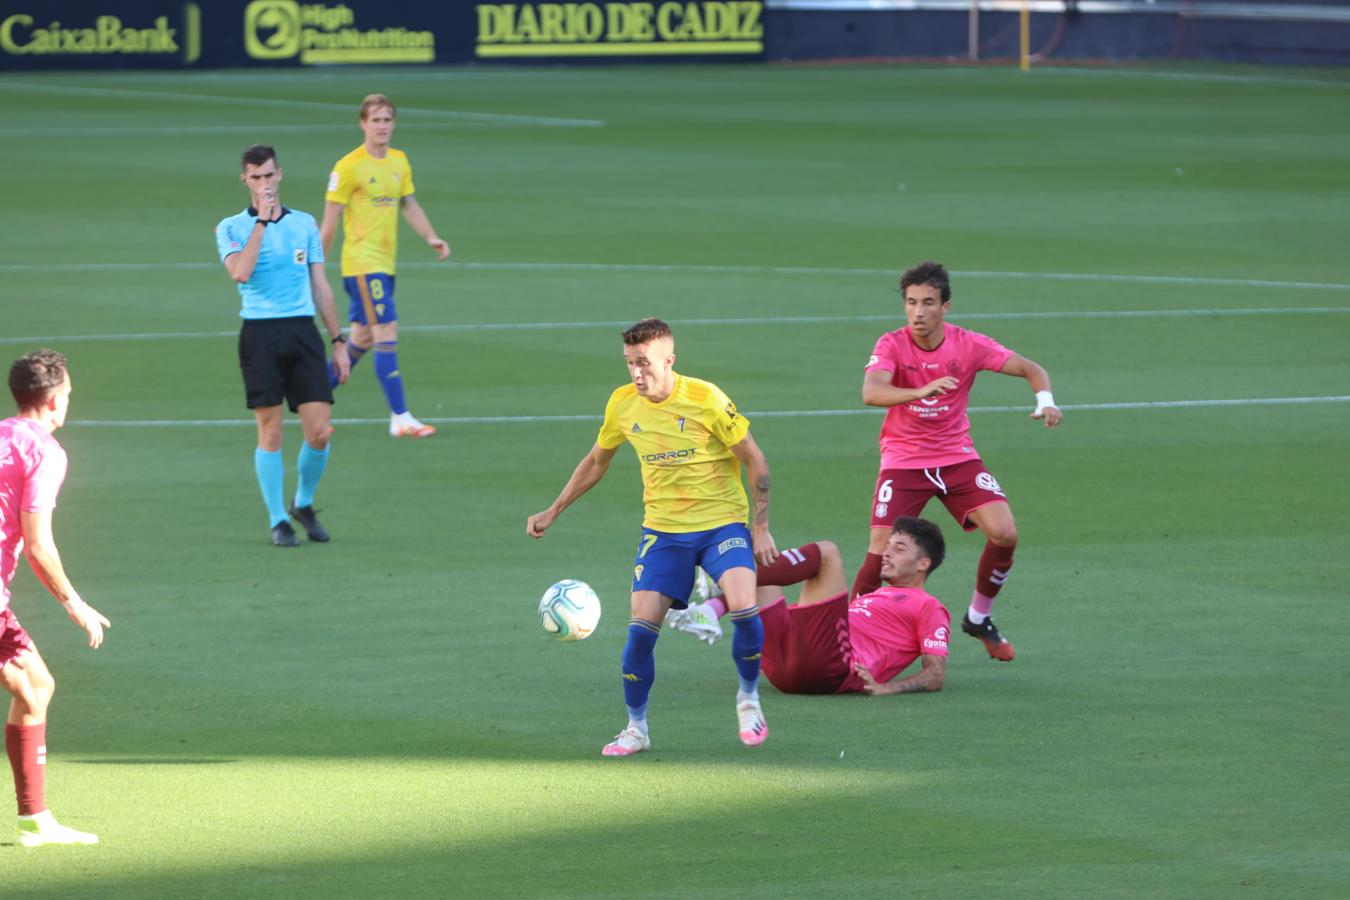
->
[[527, 443, 617, 538], [854, 654, 945, 696], [862, 369, 957, 408]]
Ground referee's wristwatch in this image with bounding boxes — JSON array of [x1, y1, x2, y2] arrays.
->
[[331, 333, 347, 345]]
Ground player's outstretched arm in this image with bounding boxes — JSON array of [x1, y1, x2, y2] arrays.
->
[[730, 431, 778, 566], [854, 654, 945, 695], [19, 509, 109, 649], [999, 354, 1062, 428], [862, 369, 958, 408], [400, 196, 450, 260], [527, 443, 617, 538]]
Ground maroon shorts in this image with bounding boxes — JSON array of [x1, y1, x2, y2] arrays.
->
[[759, 593, 855, 695], [0, 607, 35, 669], [868, 459, 1007, 532]]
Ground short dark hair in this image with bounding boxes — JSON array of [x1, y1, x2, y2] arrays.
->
[[241, 144, 277, 171], [622, 318, 673, 346], [900, 260, 951, 303], [893, 516, 945, 574], [9, 349, 68, 411]]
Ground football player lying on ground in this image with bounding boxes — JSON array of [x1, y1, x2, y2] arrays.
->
[[667, 517, 950, 695]]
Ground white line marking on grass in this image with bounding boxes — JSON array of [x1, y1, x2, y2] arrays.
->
[[0, 123, 520, 137], [69, 395, 1350, 428], [11, 304, 1350, 347], [3, 306, 1346, 346], [3, 260, 1347, 292], [0, 82, 605, 128]]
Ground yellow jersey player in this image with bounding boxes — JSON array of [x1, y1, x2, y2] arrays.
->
[[320, 93, 449, 438], [527, 318, 779, 757]]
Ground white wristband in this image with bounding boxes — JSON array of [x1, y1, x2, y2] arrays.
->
[[1034, 390, 1056, 413]]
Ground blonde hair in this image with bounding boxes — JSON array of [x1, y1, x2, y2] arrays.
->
[[359, 94, 395, 120]]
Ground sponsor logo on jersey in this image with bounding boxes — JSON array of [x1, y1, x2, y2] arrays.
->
[[641, 448, 696, 463], [718, 537, 748, 554], [975, 472, 1004, 495], [867, 354, 879, 367], [874, 502, 888, 519], [923, 637, 948, 650], [631, 422, 641, 433], [293, 249, 307, 264], [327, 171, 339, 192], [633, 564, 644, 581]]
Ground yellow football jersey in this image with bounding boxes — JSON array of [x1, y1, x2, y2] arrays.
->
[[325, 146, 416, 277], [596, 374, 751, 533]]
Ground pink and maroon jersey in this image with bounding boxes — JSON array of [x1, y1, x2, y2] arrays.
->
[[865, 324, 1014, 469], [839, 585, 950, 693], [0, 418, 67, 610]]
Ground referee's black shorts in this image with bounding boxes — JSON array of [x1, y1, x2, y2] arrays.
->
[[238, 316, 334, 411]]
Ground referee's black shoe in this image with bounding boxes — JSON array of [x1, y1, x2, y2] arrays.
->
[[271, 521, 301, 548], [288, 505, 330, 543]]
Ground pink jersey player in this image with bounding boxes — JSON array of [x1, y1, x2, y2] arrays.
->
[[1, 350, 109, 847], [865, 323, 1013, 471], [665, 519, 951, 698], [855, 261, 1062, 663], [0, 419, 67, 612]]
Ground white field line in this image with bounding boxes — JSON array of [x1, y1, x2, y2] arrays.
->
[[2, 260, 1348, 292], [69, 395, 1350, 428], [0, 81, 605, 128], [1, 122, 526, 137], [2, 305, 1346, 346]]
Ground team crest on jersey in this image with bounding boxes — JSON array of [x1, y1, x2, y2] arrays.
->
[[634, 564, 644, 581], [947, 360, 963, 375], [867, 354, 879, 367], [875, 502, 888, 518], [293, 249, 307, 265], [975, 472, 1004, 495]]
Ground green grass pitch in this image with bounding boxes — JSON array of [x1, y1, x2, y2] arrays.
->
[[1, 62, 1348, 897]]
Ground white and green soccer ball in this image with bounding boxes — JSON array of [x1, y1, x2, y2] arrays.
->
[[538, 579, 601, 641]]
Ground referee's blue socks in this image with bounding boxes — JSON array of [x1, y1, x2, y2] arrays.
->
[[622, 620, 661, 725], [254, 448, 287, 527], [373, 341, 409, 415], [329, 342, 369, 389], [729, 607, 765, 695], [293, 443, 330, 510]]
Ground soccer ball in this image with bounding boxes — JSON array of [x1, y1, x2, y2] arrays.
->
[[538, 579, 601, 641]]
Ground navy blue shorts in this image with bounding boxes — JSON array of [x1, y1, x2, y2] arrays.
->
[[631, 523, 756, 608], [343, 273, 397, 325]]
